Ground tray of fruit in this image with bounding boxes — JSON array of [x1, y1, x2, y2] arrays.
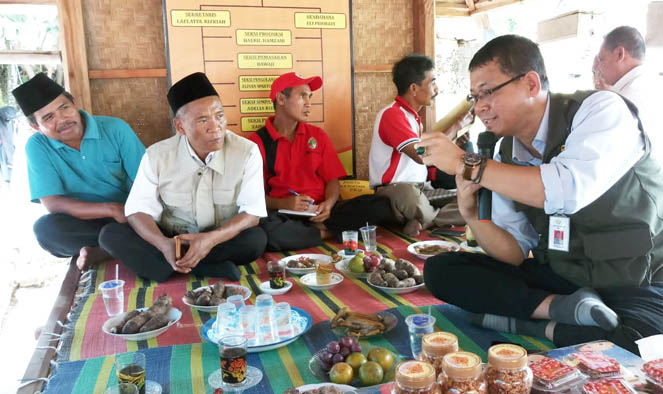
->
[[330, 307, 397, 338], [367, 258, 425, 294], [335, 251, 382, 279], [309, 338, 399, 387], [182, 281, 252, 313]]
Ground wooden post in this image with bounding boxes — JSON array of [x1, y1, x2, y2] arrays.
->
[[413, 0, 436, 132], [57, 0, 91, 112]]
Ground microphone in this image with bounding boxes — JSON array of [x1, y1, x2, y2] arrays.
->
[[477, 131, 499, 222]]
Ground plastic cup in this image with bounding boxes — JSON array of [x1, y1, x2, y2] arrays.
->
[[239, 305, 257, 346], [214, 302, 238, 337], [99, 279, 125, 317], [405, 314, 436, 359], [227, 294, 245, 309], [359, 225, 377, 252], [115, 353, 146, 394], [218, 335, 248, 385], [255, 294, 274, 308], [342, 230, 359, 255]]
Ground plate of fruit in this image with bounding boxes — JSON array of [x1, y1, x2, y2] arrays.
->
[[309, 338, 399, 387], [335, 251, 382, 279], [282, 254, 331, 275]]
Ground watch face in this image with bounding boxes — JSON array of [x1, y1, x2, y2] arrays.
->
[[464, 153, 482, 166]]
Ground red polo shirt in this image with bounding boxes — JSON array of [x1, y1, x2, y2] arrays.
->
[[248, 117, 347, 203]]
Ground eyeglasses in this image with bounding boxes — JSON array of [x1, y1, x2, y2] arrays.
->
[[466, 73, 526, 104]]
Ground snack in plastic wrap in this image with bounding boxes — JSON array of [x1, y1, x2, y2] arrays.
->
[[572, 352, 621, 378], [530, 357, 583, 389], [642, 358, 663, 391], [582, 378, 636, 394]]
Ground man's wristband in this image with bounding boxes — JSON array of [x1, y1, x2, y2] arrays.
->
[[471, 157, 488, 184]]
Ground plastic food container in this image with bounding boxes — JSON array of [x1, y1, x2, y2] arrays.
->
[[484, 344, 532, 394], [529, 356, 586, 391], [392, 360, 442, 394], [642, 358, 663, 392], [419, 332, 459, 376], [438, 351, 487, 394], [571, 352, 621, 378], [582, 378, 637, 394]]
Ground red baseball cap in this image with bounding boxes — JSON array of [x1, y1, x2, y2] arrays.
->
[[269, 72, 322, 101]]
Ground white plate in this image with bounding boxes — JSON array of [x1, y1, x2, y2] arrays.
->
[[407, 240, 460, 260], [181, 284, 252, 313], [335, 260, 370, 279], [367, 281, 425, 294], [460, 241, 485, 253], [297, 383, 357, 393], [102, 307, 181, 341], [336, 249, 365, 262], [300, 272, 343, 291], [259, 280, 293, 295], [280, 254, 332, 275]]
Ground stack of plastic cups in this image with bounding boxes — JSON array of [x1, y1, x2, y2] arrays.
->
[[214, 302, 239, 338], [255, 294, 277, 345], [239, 305, 257, 346], [273, 302, 294, 339]]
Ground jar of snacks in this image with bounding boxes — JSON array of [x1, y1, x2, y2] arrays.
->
[[419, 332, 459, 375], [484, 344, 532, 394], [392, 360, 442, 394], [438, 351, 487, 394]]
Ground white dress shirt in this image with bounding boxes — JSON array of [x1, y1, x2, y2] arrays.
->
[[610, 65, 661, 162], [492, 91, 645, 257], [125, 137, 267, 221]]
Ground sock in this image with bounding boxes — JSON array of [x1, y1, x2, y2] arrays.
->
[[548, 287, 619, 331], [470, 313, 549, 338]]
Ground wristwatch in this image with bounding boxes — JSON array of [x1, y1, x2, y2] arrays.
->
[[462, 153, 483, 181]]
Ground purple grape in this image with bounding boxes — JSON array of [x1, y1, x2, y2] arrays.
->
[[320, 350, 333, 364], [351, 343, 362, 353], [332, 353, 345, 364], [321, 359, 333, 371], [340, 346, 351, 358], [327, 341, 340, 354], [340, 337, 354, 348], [363, 256, 372, 264]]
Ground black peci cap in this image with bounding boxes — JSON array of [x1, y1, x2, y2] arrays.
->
[[12, 73, 65, 117], [167, 72, 218, 115]]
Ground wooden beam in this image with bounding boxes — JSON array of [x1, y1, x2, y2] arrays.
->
[[56, 0, 91, 112], [413, 0, 436, 132], [18, 259, 80, 394], [435, 1, 470, 17], [88, 68, 168, 79], [473, 0, 520, 14], [354, 64, 392, 73], [0, 50, 61, 65]]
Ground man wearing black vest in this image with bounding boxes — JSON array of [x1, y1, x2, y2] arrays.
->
[[248, 72, 392, 251], [416, 35, 663, 355]]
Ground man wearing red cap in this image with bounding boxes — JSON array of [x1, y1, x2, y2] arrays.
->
[[99, 72, 267, 282], [249, 72, 392, 251], [12, 73, 145, 271]]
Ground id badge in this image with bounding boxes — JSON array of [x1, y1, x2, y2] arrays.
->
[[548, 214, 570, 252]]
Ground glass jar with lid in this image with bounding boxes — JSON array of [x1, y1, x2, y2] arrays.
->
[[419, 332, 459, 375], [484, 344, 532, 394], [392, 360, 442, 394], [438, 351, 487, 394]]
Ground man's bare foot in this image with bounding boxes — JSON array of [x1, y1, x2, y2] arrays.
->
[[403, 219, 422, 237], [76, 246, 112, 271]]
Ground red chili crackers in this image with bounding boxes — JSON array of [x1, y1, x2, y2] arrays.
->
[[572, 352, 621, 378], [531, 357, 577, 386], [582, 378, 635, 394], [643, 358, 663, 384]]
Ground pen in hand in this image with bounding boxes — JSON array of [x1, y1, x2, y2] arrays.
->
[[289, 189, 314, 205]]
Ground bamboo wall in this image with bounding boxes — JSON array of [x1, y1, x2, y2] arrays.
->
[[82, 0, 415, 179]]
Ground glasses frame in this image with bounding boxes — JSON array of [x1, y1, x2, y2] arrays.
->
[[467, 73, 526, 104]]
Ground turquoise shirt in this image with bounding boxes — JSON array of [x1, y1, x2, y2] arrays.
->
[[26, 110, 145, 203]]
